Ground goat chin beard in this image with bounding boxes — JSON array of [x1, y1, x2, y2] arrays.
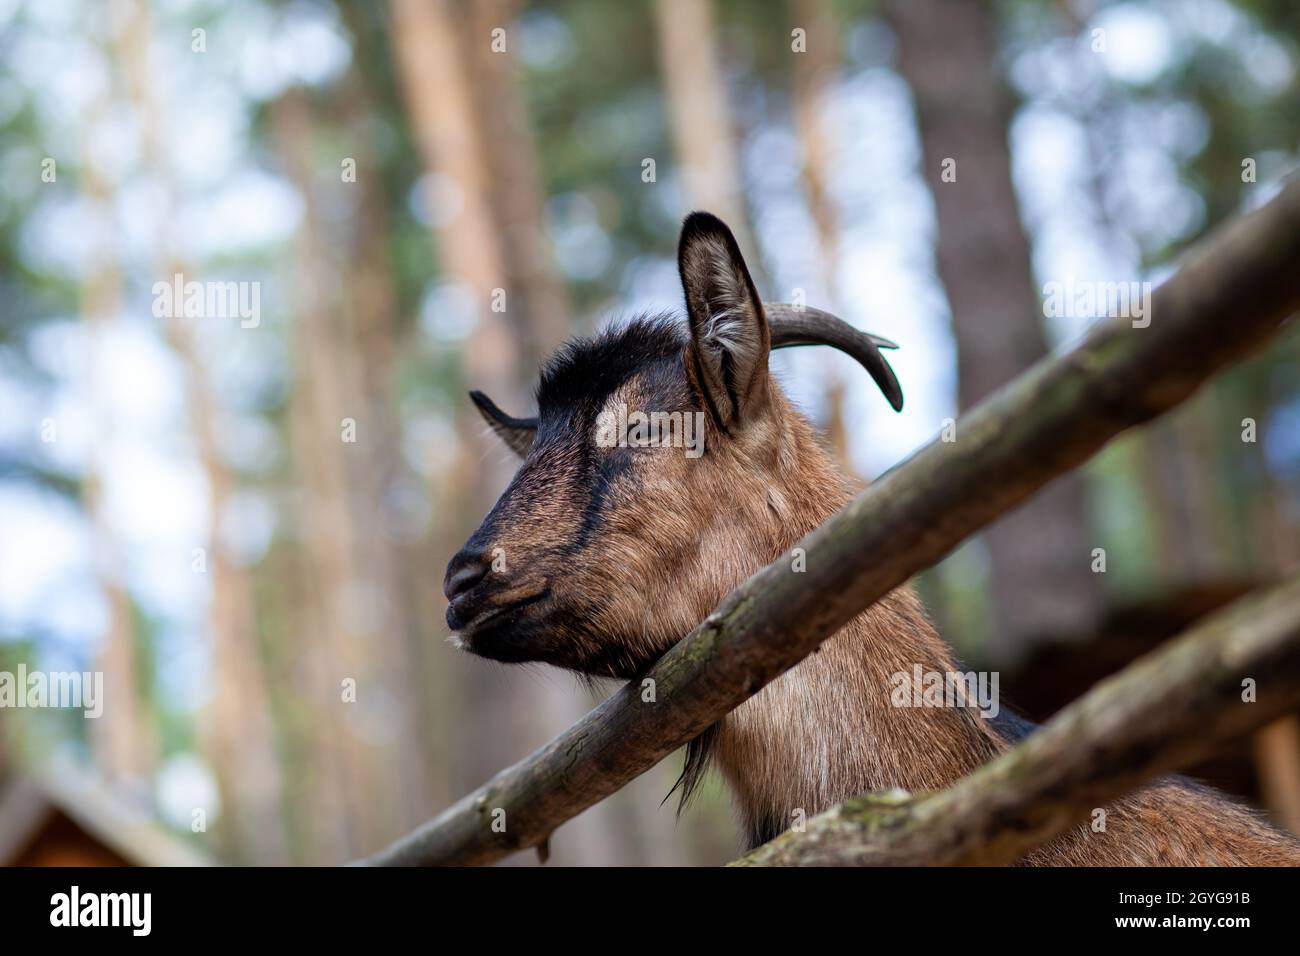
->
[[448, 622, 664, 683]]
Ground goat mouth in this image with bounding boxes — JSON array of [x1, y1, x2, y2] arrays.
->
[[447, 590, 550, 642]]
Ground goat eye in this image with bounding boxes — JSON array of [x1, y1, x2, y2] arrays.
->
[[593, 410, 659, 453]]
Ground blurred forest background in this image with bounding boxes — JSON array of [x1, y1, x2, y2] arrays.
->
[[1, 0, 1299, 866]]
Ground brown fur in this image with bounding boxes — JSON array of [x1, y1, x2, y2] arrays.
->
[[447, 213, 1300, 865]]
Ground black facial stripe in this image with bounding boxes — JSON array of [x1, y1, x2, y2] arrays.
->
[[571, 445, 633, 550]]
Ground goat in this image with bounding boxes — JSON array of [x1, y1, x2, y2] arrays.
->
[[444, 211, 1300, 865]]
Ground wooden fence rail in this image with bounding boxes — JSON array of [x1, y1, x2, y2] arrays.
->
[[736, 575, 1300, 865], [361, 178, 1300, 867]]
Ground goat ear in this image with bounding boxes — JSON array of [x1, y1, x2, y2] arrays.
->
[[677, 212, 771, 430], [469, 391, 536, 458]]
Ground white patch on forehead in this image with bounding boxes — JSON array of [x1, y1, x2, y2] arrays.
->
[[596, 381, 638, 424], [592, 379, 644, 448]]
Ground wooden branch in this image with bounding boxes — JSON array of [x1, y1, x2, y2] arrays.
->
[[734, 576, 1300, 865], [362, 180, 1300, 867]]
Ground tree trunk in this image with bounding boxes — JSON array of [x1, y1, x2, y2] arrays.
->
[[892, 0, 1101, 659], [388, 0, 631, 864], [1252, 716, 1300, 833], [113, 0, 288, 862], [272, 88, 401, 860], [336, 4, 451, 833], [653, 0, 752, 246], [789, 0, 855, 472], [78, 94, 157, 795], [462, 0, 572, 365]]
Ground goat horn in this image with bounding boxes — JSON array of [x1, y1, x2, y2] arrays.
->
[[764, 303, 904, 412]]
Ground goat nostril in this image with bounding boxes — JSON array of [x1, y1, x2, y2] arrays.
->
[[444, 553, 490, 602]]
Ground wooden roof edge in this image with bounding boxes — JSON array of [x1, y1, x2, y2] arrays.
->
[[1, 757, 217, 867]]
